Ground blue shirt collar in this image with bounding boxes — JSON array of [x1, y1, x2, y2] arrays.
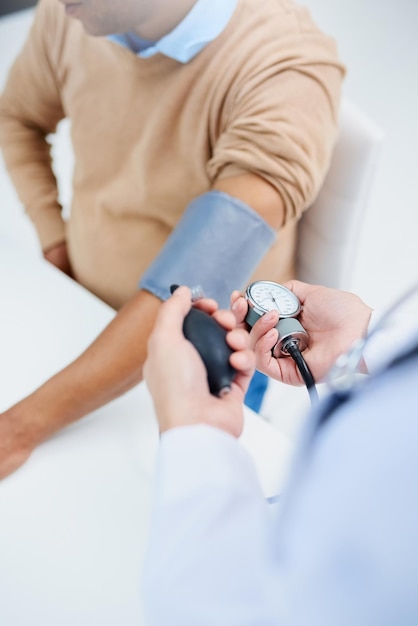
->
[[108, 0, 238, 63]]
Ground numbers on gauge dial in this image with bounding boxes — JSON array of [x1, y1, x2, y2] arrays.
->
[[249, 282, 300, 317]]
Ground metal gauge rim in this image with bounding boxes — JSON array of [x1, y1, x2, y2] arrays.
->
[[245, 280, 301, 318]]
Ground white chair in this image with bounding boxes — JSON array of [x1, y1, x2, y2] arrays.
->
[[296, 98, 385, 290]]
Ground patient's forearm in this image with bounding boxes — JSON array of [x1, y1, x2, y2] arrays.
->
[[7, 290, 160, 443]]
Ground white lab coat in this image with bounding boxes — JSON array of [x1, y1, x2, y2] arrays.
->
[[142, 330, 418, 625]]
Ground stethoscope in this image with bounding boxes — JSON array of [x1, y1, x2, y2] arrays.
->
[[325, 280, 418, 394]]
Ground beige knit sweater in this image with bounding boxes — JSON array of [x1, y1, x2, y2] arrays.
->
[[0, 0, 344, 309]]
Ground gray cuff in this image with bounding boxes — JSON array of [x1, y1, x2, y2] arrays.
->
[[139, 190, 276, 308]]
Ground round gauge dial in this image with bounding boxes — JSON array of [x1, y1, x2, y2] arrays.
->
[[245, 280, 301, 318]]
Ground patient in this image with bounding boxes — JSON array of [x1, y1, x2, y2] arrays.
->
[[0, 0, 344, 475]]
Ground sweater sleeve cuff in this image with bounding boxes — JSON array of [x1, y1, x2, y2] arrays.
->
[[29, 204, 66, 251]]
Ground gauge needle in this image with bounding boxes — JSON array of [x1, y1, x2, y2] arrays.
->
[[269, 292, 281, 312]]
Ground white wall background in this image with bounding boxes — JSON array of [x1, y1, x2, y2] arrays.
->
[[307, 0, 418, 307], [1, 2, 417, 435]]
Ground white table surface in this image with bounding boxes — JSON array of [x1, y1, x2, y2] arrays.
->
[[0, 235, 292, 625]]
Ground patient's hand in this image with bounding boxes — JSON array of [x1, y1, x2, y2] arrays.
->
[[44, 241, 73, 278]]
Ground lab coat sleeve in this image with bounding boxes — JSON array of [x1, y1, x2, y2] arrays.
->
[[141, 424, 281, 626]]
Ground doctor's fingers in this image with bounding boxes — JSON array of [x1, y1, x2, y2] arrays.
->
[[149, 286, 192, 349], [230, 291, 248, 326], [226, 326, 252, 353], [230, 348, 256, 379], [252, 327, 281, 378], [248, 310, 280, 349]]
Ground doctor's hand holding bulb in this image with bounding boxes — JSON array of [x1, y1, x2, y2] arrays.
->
[[144, 285, 256, 438]]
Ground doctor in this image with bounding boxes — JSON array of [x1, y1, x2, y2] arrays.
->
[[142, 282, 418, 625]]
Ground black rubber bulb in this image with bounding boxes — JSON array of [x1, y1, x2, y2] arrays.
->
[[170, 285, 237, 396]]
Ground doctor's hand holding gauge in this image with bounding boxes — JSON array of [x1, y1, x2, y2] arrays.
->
[[162, 280, 373, 407], [245, 280, 309, 356], [244, 280, 317, 402], [231, 280, 373, 395]]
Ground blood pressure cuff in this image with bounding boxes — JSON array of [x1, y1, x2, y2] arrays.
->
[[139, 190, 276, 307]]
